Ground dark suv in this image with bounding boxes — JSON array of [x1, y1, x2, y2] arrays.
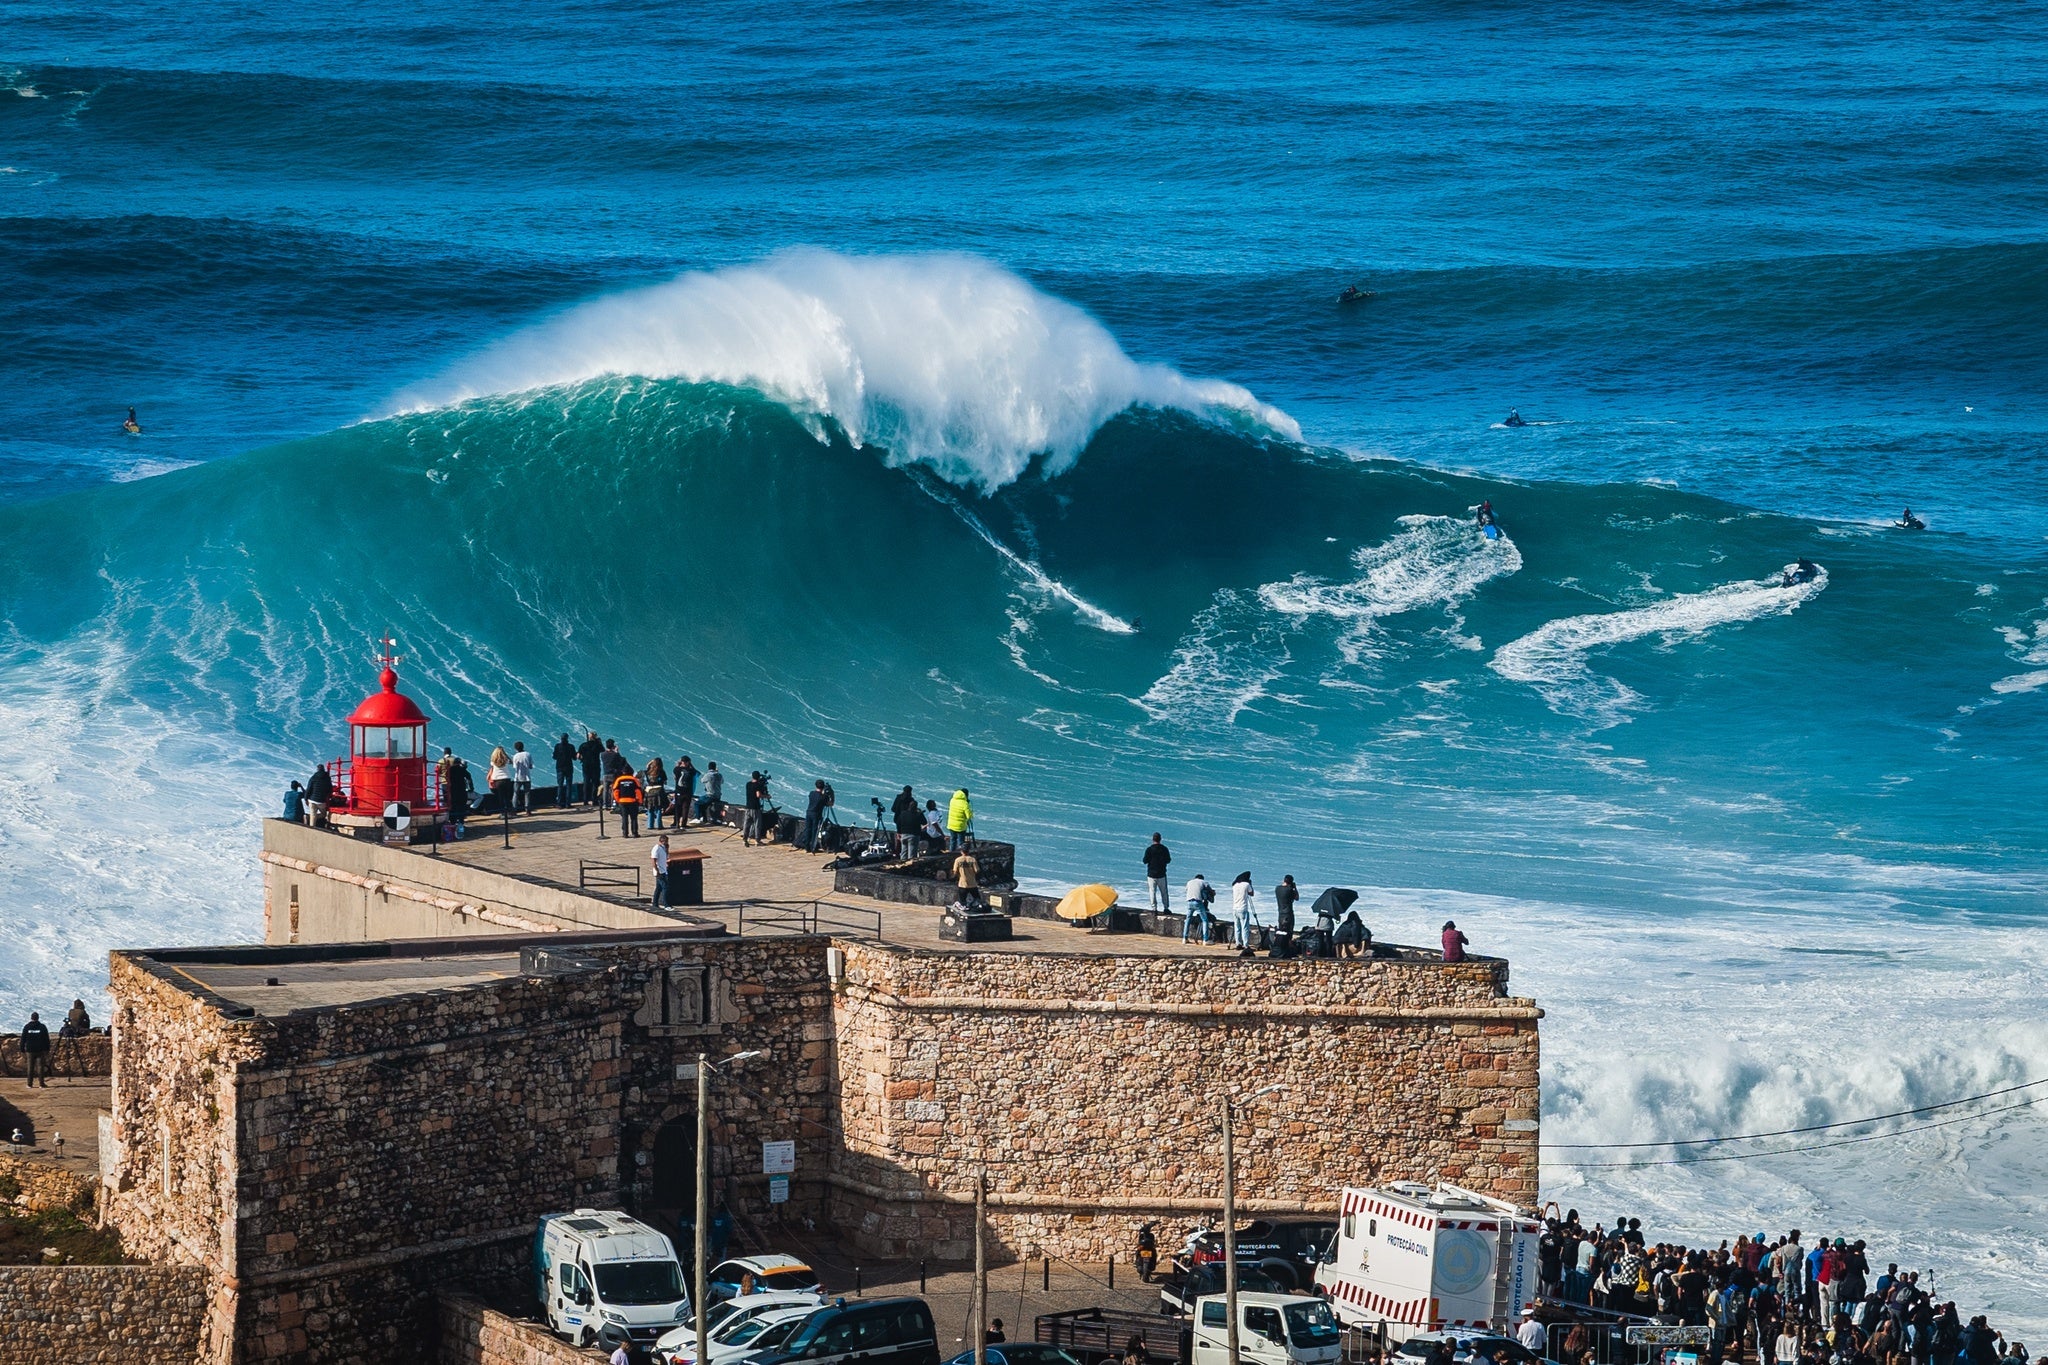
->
[[1183, 1220, 1337, 1292]]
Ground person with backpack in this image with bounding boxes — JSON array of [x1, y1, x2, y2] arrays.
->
[[611, 767, 644, 839], [1182, 873, 1216, 944], [891, 785, 921, 856], [802, 780, 830, 852]]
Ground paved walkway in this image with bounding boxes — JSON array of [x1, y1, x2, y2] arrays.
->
[[433, 816, 1237, 958], [0, 1076, 106, 1175]]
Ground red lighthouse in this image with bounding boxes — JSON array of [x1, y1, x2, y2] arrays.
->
[[333, 639, 441, 830]]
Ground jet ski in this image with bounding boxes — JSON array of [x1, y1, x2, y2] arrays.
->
[[1503, 409, 1528, 428], [1894, 510, 1926, 531], [1338, 285, 1375, 305], [1780, 559, 1821, 586]]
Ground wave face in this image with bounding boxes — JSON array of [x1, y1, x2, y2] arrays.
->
[[396, 252, 1299, 491]]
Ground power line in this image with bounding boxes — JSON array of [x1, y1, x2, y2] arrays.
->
[[1542, 1076, 2048, 1150], [1545, 1095, 2043, 1170]]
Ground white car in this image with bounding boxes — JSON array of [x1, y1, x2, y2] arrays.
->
[[706, 1254, 824, 1303], [658, 1303, 821, 1365]]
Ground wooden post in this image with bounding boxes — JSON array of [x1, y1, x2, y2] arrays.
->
[[1223, 1095, 1239, 1365], [974, 1168, 989, 1365]]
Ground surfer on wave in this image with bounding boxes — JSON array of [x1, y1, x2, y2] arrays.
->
[[122, 406, 141, 436]]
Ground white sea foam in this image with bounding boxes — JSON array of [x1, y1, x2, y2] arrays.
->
[[1491, 565, 1828, 722], [1992, 612, 2048, 693], [1258, 514, 1522, 666], [909, 474, 1134, 634], [1136, 591, 1291, 724], [392, 250, 1299, 492]]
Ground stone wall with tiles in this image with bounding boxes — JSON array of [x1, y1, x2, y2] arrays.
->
[[0, 1264, 209, 1365], [824, 941, 1540, 1262]]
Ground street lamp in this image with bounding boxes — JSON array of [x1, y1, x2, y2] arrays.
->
[[1223, 1083, 1287, 1365], [696, 1050, 766, 1365]]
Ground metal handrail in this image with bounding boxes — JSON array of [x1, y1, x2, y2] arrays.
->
[[735, 900, 884, 940], [579, 859, 643, 894]]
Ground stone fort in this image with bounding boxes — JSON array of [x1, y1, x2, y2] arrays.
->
[[52, 808, 1538, 1364]]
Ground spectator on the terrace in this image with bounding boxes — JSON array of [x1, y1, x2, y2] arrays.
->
[[893, 786, 922, 857], [18, 1011, 50, 1088], [1442, 919, 1469, 963], [577, 731, 603, 806], [553, 733, 578, 807], [511, 741, 534, 814], [1142, 834, 1172, 915], [675, 756, 699, 829]]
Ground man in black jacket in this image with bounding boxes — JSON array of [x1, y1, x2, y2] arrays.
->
[[304, 763, 333, 826], [802, 781, 830, 853], [577, 731, 603, 806], [18, 1011, 50, 1088], [1272, 874, 1298, 956], [552, 733, 578, 808], [1142, 833, 1172, 914]]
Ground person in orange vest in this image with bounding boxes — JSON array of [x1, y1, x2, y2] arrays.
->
[[611, 769, 644, 839]]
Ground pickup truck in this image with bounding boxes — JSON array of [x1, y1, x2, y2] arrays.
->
[[1039, 1295, 1341, 1365]]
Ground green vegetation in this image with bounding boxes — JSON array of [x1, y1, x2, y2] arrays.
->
[[0, 1204, 129, 1266]]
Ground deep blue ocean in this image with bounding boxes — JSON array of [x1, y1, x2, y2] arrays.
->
[[3, 0, 2045, 1324]]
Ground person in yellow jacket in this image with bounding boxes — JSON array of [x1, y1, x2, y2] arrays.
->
[[946, 788, 973, 852], [611, 770, 644, 839]]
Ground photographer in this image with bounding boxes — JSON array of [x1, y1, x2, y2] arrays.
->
[[891, 785, 921, 856]]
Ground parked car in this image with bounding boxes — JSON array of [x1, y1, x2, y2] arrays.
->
[[1040, 1295, 1339, 1365], [736, 1296, 939, 1365], [707, 1254, 824, 1304], [1160, 1263, 1287, 1316], [660, 1304, 820, 1365], [1183, 1221, 1337, 1291]]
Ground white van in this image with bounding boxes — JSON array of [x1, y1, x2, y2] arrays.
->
[[535, 1209, 691, 1351], [1313, 1183, 1540, 1344]]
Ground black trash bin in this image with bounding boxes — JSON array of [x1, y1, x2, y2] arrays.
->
[[668, 848, 706, 906]]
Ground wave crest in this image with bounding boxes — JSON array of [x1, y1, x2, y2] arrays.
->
[[390, 249, 1299, 492]]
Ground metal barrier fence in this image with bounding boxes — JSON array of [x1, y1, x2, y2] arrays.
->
[[736, 899, 885, 940], [579, 859, 642, 894]]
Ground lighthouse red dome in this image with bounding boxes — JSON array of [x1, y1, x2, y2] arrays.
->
[[348, 665, 430, 726]]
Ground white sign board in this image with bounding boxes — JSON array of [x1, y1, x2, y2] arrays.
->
[[762, 1140, 796, 1175], [1627, 1328, 1713, 1346], [769, 1176, 790, 1205]]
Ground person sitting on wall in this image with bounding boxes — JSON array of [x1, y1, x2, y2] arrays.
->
[[1335, 910, 1367, 958]]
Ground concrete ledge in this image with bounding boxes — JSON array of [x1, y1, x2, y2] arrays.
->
[[841, 981, 1540, 1022]]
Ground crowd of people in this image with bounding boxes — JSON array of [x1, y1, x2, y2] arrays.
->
[[1533, 1212, 2026, 1365], [1142, 834, 1478, 961]]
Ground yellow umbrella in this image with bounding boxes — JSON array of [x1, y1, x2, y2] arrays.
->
[[1055, 883, 1119, 922]]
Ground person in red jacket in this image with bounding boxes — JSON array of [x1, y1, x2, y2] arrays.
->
[[1442, 920, 1470, 962]]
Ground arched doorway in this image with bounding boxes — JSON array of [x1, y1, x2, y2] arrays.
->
[[648, 1116, 698, 1245]]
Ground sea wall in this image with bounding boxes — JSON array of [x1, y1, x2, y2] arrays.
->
[[0, 1264, 209, 1365], [825, 941, 1539, 1261]]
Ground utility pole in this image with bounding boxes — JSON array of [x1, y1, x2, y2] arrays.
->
[[973, 1167, 989, 1365], [1222, 1094, 1239, 1365], [695, 1050, 710, 1365]]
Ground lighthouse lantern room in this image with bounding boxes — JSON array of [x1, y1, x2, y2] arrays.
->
[[335, 639, 441, 826]]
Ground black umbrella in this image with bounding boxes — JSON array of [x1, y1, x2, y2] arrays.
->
[[1311, 887, 1358, 917]]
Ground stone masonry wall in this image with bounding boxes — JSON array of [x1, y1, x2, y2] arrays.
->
[[0, 1264, 209, 1365], [438, 1293, 604, 1365], [825, 942, 1540, 1262], [0, 1151, 96, 1214], [0, 1032, 111, 1078]]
